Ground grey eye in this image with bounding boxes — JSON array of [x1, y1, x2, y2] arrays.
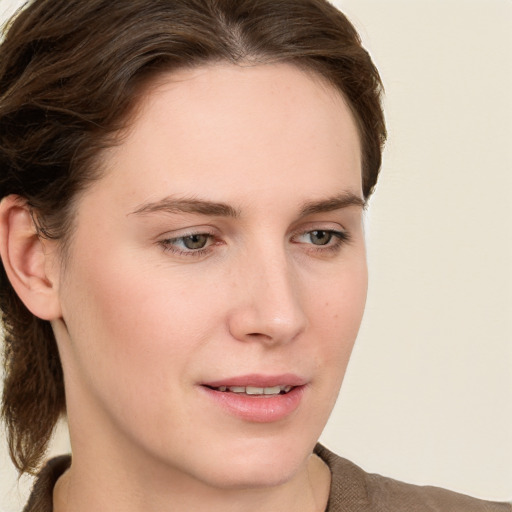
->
[[308, 230, 333, 245], [182, 234, 210, 249]]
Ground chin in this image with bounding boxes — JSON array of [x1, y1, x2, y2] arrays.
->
[[182, 433, 316, 491], [201, 459, 303, 491]]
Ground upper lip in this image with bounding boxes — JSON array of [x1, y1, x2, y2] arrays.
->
[[202, 373, 308, 388]]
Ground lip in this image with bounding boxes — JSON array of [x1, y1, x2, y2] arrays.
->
[[200, 373, 308, 423], [203, 373, 308, 388]]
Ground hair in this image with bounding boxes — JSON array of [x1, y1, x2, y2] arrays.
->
[[0, 0, 386, 475]]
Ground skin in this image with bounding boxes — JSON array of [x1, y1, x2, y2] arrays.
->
[[2, 63, 367, 512]]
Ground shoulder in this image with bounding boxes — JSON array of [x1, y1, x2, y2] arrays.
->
[[315, 444, 511, 512]]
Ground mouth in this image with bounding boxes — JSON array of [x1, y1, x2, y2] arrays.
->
[[204, 385, 294, 396], [200, 376, 306, 422]]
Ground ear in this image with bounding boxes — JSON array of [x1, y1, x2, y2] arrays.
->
[[0, 195, 62, 320]]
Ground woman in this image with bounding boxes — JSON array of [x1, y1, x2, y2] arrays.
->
[[0, 1, 509, 511]]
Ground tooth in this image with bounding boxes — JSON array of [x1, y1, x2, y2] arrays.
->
[[222, 385, 293, 395], [246, 386, 264, 395], [228, 386, 246, 393]]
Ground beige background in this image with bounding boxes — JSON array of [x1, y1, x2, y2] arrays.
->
[[1, 0, 511, 509]]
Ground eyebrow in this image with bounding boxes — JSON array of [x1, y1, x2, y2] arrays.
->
[[130, 197, 240, 218], [299, 192, 366, 216], [130, 191, 365, 219]]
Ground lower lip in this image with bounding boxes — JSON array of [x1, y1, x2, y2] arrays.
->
[[200, 385, 306, 423]]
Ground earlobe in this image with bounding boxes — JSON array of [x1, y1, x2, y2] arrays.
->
[[0, 195, 62, 320]]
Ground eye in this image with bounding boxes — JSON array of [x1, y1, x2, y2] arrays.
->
[[159, 232, 216, 256], [307, 230, 335, 246], [295, 229, 348, 246], [179, 234, 210, 250], [292, 228, 350, 255]]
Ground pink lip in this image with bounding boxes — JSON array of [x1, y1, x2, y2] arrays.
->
[[200, 373, 308, 423]]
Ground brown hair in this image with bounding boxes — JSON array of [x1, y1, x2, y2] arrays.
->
[[0, 0, 385, 474]]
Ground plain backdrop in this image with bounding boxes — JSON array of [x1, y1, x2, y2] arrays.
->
[[1, 0, 511, 510]]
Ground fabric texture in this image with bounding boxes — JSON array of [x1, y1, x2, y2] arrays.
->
[[23, 444, 511, 511], [314, 444, 511, 512]]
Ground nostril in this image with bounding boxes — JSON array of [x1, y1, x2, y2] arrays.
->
[[244, 332, 274, 343]]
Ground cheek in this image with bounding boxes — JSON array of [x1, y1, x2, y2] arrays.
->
[[310, 259, 367, 377], [66, 265, 210, 372], [60, 249, 237, 425], [59, 255, 219, 443], [314, 256, 368, 335]]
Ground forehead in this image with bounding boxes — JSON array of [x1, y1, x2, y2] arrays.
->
[[95, 62, 362, 208]]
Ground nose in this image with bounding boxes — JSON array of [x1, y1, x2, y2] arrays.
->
[[227, 245, 308, 346]]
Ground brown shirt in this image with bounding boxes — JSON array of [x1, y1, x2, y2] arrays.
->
[[314, 444, 511, 512], [23, 444, 511, 512]]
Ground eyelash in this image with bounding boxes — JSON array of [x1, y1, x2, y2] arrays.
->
[[159, 231, 217, 258], [158, 228, 351, 258], [293, 229, 351, 255]]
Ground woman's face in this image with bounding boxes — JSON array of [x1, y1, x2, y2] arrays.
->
[[53, 63, 367, 488]]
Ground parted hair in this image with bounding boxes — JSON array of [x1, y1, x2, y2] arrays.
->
[[0, 0, 386, 474]]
